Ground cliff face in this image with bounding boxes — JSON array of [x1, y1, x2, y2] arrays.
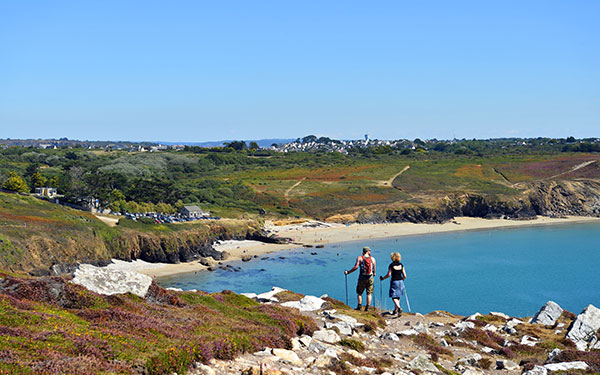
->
[[3, 220, 259, 276], [355, 179, 600, 224]]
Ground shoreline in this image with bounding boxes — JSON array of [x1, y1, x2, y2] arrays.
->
[[137, 215, 600, 279]]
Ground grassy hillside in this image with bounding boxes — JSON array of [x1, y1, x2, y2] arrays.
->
[[0, 274, 316, 374], [0, 192, 258, 274]]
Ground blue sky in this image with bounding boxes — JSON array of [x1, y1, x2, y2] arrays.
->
[[1, 1, 598, 142]]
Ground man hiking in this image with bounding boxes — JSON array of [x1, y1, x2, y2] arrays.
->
[[344, 246, 376, 311]]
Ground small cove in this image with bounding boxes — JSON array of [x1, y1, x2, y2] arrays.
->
[[158, 221, 600, 317]]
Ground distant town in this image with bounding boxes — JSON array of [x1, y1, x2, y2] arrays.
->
[[2, 135, 599, 154]]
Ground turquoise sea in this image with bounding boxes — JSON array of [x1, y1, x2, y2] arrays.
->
[[159, 222, 600, 317]]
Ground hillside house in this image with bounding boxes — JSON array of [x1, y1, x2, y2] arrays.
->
[[181, 205, 209, 218], [34, 187, 58, 198]]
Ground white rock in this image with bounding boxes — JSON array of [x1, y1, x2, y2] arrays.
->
[[254, 348, 273, 357], [313, 354, 332, 368], [255, 286, 286, 303], [461, 369, 484, 375], [299, 335, 312, 348], [359, 366, 376, 374], [291, 337, 302, 351], [457, 353, 482, 366], [281, 295, 326, 311], [547, 348, 561, 362], [347, 349, 366, 360], [272, 348, 303, 366], [566, 304, 600, 350], [72, 264, 153, 297], [325, 312, 359, 325], [506, 318, 524, 329], [467, 312, 482, 321], [308, 339, 328, 353], [483, 324, 498, 333], [520, 335, 540, 346], [523, 365, 547, 375], [531, 301, 563, 326], [440, 339, 449, 347], [544, 361, 589, 372], [414, 322, 429, 334], [496, 359, 519, 370], [194, 364, 216, 375], [490, 312, 510, 320], [408, 354, 438, 373], [313, 329, 341, 344], [397, 329, 420, 336], [380, 332, 400, 341], [325, 321, 353, 336], [324, 348, 339, 359], [240, 292, 257, 299], [454, 321, 475, 332], [481, 346, 495, 353]]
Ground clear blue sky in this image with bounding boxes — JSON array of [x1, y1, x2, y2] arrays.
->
[[1, 1, 598, 142]]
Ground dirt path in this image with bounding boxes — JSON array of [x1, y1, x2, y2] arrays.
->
[[377, 165, 410, 186], [547, 160, 597, 180], [94, 215, 119, 227], [284, 177, 306, 199]]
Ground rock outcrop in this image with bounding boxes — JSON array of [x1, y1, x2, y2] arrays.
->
[[71, 264, 153, 297], [531, 301, 563, 325], [566, 304, 600, 350]]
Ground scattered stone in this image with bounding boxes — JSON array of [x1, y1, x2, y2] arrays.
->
[[281, 295, 326, 311], [547, 348, 561, 362], [544, 361, 589, 372], [407, 354, 438, 373], [380, 332, 400, 341], [467, 312, 482, 321], [326, 321, 353, 336], [298, 335, 312, 348], [531, 301, 563, 326], [397, 329, 420, 336], [440, 338, 449, 347], [347, 349, 366, 360], [194, 364, 215, 375], [312, 329, 341, 344], [454, 321, 475, 332], [490, 312, 510, 320], [72, 264, 152, 297], [483, 324, 498, 333], [457, 353, 482, 366], [496, 359, 519, 370], [520, 335, 540, 346], [523, 365, 547, 375], [308, 339, 328, 353], [566, 304, 600, 350], [272, 349, 302, 366], [254, 287, 287, 303], [481, 346, 495, 353]]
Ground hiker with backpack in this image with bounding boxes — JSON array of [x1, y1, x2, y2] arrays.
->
[[380, 252, 407, 316], [344, 246, 376, 311]]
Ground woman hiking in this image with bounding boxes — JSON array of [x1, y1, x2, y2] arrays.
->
[[380, 252, 406, 316]]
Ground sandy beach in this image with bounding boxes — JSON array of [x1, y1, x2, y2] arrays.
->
[[134, 215, 600, 279]]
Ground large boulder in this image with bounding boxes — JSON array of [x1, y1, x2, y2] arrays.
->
[[566, 304, 600, 350], [281, 295, 326, 311], [72, 264, 152, 297], [531, 301, 563, 325], [544, 362, 589, 372]]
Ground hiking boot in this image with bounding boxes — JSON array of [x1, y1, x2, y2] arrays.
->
[[364, 305, 370, 312], [397, 308, 403, 316], [392, 307, 398, 315], [354, 304, 362, 311]]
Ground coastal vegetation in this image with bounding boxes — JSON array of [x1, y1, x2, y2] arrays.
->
[[1, 138, 599, 221], [0, 274, 316, 374]]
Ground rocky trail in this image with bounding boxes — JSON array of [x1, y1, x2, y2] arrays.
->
[[184, 288, 600, 375]]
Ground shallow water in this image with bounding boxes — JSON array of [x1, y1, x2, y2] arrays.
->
[[159, 222, 600, 317]]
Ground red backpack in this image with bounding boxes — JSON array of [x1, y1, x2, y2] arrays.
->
[[360, 255, 373, 275]]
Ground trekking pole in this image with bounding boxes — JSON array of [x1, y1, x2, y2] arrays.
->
[[344, 273, 348, 306], [404, 282, 412, 313], [379, 278, 382, 311]]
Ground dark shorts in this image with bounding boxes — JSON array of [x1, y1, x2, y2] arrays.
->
[[356, 276, 374, 295]]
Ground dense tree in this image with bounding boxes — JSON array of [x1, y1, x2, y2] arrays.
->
[[3, 172, 29, 193]]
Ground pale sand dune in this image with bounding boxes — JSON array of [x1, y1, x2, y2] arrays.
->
[[139, 216, 600, 279]]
